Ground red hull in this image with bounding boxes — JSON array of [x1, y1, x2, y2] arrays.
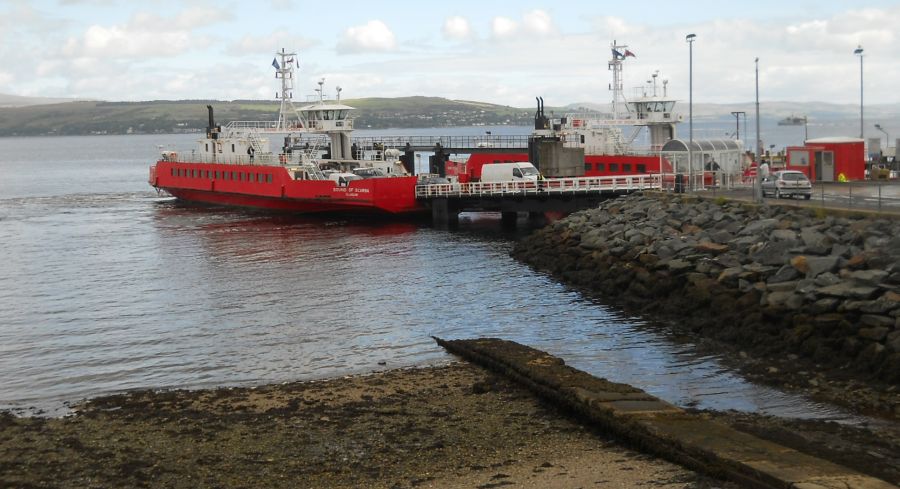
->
[[150, 161, 425, 215]]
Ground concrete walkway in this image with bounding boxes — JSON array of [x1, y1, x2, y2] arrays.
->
[[435, 337, 895, 489]]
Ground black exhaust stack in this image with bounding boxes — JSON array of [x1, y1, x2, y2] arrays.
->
[[206, 105, 219, 139]]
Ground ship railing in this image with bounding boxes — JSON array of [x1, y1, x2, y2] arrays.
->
[[163, 151, 302, 166], [352, 135, 531, 150], [415, 174, 663, 198]]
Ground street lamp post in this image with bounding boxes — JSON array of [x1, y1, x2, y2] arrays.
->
[[686, 33, 696, 191], [855, 46, 864, 140], [730, 111, 745, 142], [875, 123, 888, 155]]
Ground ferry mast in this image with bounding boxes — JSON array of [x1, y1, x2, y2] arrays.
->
[[274, 48, 305, 130], [609, 40, 631, 120]]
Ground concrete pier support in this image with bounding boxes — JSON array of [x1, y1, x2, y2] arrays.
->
[[431, 198, 458, 227], [501, 211, 518, 228]]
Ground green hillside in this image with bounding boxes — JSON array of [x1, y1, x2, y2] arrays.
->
[[0, 97, 544, 136]]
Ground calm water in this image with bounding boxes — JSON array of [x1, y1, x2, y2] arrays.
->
[[0, 131, 858, 420]]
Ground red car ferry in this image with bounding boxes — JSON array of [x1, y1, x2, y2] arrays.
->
[[150, 50, 424, 216]]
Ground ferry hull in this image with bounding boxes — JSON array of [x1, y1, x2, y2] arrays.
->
[[151, 161, 425, 216]]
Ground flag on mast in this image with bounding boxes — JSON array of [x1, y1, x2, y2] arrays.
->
[[272, 58, 280, 70], [624, 49, 636, 57]]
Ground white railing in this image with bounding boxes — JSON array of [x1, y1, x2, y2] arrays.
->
[[415, 174, 664, 198]]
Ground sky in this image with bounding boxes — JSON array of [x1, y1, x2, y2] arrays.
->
[[1, 0, 898, 107]]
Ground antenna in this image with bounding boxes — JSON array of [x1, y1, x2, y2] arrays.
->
[[336, 86, 342, 102]]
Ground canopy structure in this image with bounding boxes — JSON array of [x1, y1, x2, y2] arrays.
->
[[660, 138, 744, 174]]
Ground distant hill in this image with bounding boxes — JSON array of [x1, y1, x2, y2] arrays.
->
[[1, 95, 899, 137], [0, 97, 542, 136], [0, 93, 90, 108]]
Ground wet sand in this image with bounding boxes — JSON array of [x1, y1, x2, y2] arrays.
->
[[1, 363, 726, 489]]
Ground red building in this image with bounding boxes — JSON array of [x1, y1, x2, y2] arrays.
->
[[785, 137, 865, 182]]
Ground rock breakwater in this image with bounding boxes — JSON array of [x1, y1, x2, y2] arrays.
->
[[512, 192, 900, 386]]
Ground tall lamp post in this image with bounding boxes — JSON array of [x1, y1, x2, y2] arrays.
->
[[754, 57, 762, 202], [854, 46, 864, 140], [686, 33, 696, 190]]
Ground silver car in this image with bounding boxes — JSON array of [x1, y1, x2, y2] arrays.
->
[[761, 170, 812, 200]]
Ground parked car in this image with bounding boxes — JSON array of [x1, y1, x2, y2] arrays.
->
[[761, 170, 812, 200]]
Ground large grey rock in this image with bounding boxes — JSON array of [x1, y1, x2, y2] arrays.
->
[[768, 265, 800, 284], [665, 259, 694, 272], [804, 256, 840, 278], [858, 326, 890, 342], [800, 228, 831, 255], [843, 269, 889, 285], [817, 282, 880, 300], [887, 331, 900, 352], [860, 314, 895, 329], [771, 229, 798, 242], [808, 297, 840, 314], [740, 218, 779, 236], [751, 240, 795, 266], [814, 272, 842, 287]]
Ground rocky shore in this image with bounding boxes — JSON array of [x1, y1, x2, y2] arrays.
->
[[512, 192, 900, 416]]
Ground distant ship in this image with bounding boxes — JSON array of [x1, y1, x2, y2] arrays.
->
[[149, 50, 424, 215], [778, 115, 808, 126]]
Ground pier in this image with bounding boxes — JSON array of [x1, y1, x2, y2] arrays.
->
[[416, 174, 663, 225]]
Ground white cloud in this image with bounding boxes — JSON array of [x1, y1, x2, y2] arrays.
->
[[443, 16, 472, 40], [522, 9, 555, 36], [61, 9, 229, 59], [337, 20, 397, 54], [491, 16, 518, 39]]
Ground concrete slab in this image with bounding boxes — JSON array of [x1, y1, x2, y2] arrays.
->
[[435, 337, 896, 489]]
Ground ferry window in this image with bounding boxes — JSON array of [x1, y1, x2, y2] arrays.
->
[[171, 168, 176, 176], [256, 173, 260, 182], [513, 168, 523, 178], [231, 144, 235, 153], [637, 164, 647, 173], [238, 172, 243, 181], [267, 174, 273, 183], [623, 164, 632, 172], [609, 163, 619, 172], [580, 135, 585, 144], [205, 143, 209, 152], [597, 164, 605, 172], [205, 170, 210, 178], [584, 163, 592, 171]]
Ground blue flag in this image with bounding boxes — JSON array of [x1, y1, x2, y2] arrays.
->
[[612, 49, 624, 60], [272, 58, 280, 70]]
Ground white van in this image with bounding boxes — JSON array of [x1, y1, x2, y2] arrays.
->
[[480, 162, 540, 183]]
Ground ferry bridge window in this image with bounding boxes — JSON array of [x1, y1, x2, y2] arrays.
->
[[637, 164, 647, 173], [623, 164, 632, 172], [609, 163, 619, 172]]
